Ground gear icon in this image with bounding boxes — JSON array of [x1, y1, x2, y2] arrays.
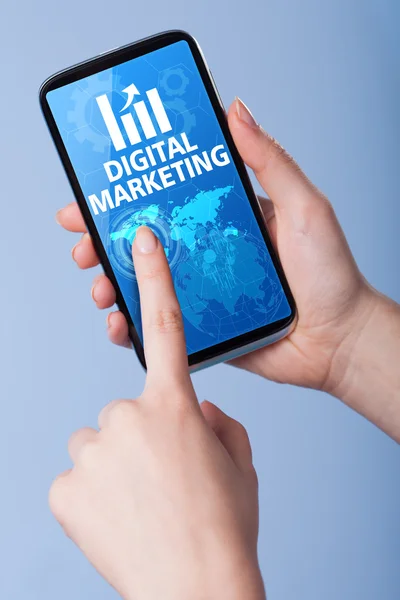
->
[[67, 73, 122, 153], [164, 97, 196, 137], [160, 67, 189, 97]]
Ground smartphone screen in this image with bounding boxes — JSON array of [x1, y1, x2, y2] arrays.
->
[[43, 33, 294, 366]]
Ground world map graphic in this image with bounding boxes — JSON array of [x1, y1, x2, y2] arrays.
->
[[109, 186, 285, 342]]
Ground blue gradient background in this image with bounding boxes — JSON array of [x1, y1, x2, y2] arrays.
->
[[1, 1, 399, 598]]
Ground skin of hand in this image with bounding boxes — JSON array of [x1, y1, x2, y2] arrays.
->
[[56, 98, 400, 442], [50, 226, 266, 600]]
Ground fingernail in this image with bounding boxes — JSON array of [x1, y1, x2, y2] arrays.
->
[[71, 243, 79, 262], [55, 209, 63, 225], [106, 312, 113, 329], [72, 233, 90, 262], [91, 283, 98, 303], [91, 275, 103, 303], [135, 226, 158, 254], [235, 97, 258, 128]]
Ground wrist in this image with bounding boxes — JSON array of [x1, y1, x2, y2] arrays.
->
[[123, 549, 266, 600], [326, 285, 400, 440], [203, 547, 266, 600], [229, 559, 266, 600]]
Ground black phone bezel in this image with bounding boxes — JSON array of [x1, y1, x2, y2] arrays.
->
[[40, 29, 296, 370]]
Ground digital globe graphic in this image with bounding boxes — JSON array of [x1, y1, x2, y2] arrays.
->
[[108, 186, 286, 338]]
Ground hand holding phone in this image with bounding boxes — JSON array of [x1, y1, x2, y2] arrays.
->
[[49, 226, 265, 600]]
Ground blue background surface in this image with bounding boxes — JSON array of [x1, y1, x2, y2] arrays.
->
[[1, 1, 399, 598], [46, 39, 290, 354]]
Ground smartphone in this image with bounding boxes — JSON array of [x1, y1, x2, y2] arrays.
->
[[40, 30, 296, 371]]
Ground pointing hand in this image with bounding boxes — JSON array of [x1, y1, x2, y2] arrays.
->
[[50, 226, 265, 600]]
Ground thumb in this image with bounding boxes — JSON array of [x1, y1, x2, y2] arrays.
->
[[200, 401, 253, 473], [227, 97, 323, 216]]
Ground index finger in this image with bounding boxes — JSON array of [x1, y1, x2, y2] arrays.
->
[[132, 226, 191, 389]]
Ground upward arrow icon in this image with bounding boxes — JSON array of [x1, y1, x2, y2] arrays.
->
[[120, 83, 140, 112]]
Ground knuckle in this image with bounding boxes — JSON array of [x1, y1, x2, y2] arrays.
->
[[247, 465, 259, 489], [262, 134, 310, 195], [78, 440, 101, 469], [48, 473, 70, 523], [67, 428, 86, 452], [170, 388, 194, 415], [299, 193, 334, 229], [231, 418, 253, 460], [141, 266, 164, 282], [233, 419, 250, 443], [152, 307, 183, 334], [105, 399, 137, 427], [267, 135, 298, 171], [319, 195, 335, 218], [147, 383, 194, 421]]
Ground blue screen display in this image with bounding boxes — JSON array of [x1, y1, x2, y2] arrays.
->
[[47, 40, 291, 355]]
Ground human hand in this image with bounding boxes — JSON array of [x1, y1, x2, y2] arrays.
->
[[56, 98, 400, 440], [50, 226, 265, 600], [228, 99, 400, 440]]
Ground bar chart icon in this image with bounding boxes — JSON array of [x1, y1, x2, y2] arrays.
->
[[96, 84, 172, 152]]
